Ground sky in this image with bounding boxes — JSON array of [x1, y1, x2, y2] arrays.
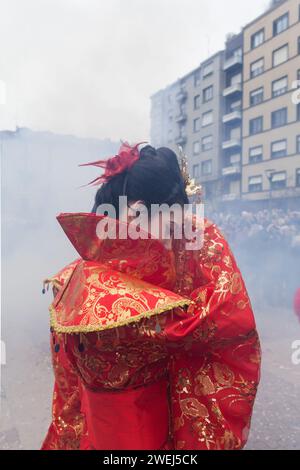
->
[[0, 0, 270, 142]]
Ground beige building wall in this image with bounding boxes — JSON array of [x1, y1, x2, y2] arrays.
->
[[242, 0, 300, 201], [151, 0, 300, 206]]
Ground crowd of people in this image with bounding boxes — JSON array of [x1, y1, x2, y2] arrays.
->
[[208, 207, 300, 309], [210, 208, 300, 250]]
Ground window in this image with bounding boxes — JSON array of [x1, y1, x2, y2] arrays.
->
[[203, 85, 213, 103], [251, 29, 265, 49], [273, 44, 288, 67], [202, 110, 213, 127], [297, 135, 300, 153], [194, 70, 201, 87], [270, 171, 286, 190], [297, 103, 300, 121], [248, 176, 263, 192], [250, 87, 264, 106], [271, 107, 287, 128], [202, 62, 213, 78], [249, 146, 263, 164], [202, 160, 212, 176], [296, 169, 300, 187], [298, 36, 300, 55], [193, 164, 200, 179], [272, 76, 288, 97], [193, 117, 201, 132], [249, 116, 263, 135], [194, 94, 201, 110], [202, 135, 213, 151], [193, 141, 200, 155], [273, 13, 289, 36], [271, 139, 287, 158], [250, 58, 264, 78]]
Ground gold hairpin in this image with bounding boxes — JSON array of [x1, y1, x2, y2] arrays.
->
[[177, 145, 202, 199], [178, 145, 190, 188]]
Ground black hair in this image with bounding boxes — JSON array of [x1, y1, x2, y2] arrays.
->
[[91, 145, 189, 217]]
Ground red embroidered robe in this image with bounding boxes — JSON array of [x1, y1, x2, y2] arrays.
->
[[41, 212, 261, 450]]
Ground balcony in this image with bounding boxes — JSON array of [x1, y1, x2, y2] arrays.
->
[[222, 110, 242, 124], [223, 83, 242, 97], [222, 164, 241, 177], [175, 134, 187, 145], [222, 193, 239, 202], [175, 112, 187, 123], [176, 89, 187, 102], [222, 138, 241, 150], [223, 55, 243, 71]]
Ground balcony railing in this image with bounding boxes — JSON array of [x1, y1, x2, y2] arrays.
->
[[222, 164, 241, 177], [223, 54, 243, 71], [175, 134, 187, 145], [222, 193, 239, 201], [223, 83, 242, 97], [175, 112, 187, 123], [222, 110, 242, 124], [222, 138, 242, 150], [176, 89, 187, 102]]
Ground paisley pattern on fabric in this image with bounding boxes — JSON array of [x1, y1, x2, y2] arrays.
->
[[50, 260, 191, 333]]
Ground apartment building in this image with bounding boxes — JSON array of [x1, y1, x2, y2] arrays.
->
[[221, 33, 244, 202], [242, 0, 300, 203], [150, 52, 225, 202], [150, 0, 300, 207]]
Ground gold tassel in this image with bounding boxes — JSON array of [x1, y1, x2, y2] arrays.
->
[[96, 331, 102, 348], [113, 328, 120, 347], [78, 333, 85, 352], [42, 280, 48, 294], [155, 316, 161, 333]]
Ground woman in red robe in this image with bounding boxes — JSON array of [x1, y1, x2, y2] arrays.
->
[[42, 143, 261, 450]]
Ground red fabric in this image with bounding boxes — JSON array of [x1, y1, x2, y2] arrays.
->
[[56, 212, 176, 289], [42, 213, 261, 451], [79, 141, 146, 186], [79, 379, 169, 450]]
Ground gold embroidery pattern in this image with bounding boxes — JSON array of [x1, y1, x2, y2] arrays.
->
[[49, 261, 191, 334], [42, 215, 261, 451]]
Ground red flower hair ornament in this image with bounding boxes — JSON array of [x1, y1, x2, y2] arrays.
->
[[79, 141, 148, 186]]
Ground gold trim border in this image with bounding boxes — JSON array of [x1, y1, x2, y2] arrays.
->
[[49, 299, 192, 334]]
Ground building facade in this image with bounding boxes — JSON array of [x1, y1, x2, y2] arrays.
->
[[151, 52, 225, 203], [150, 0, 300, 208], [221, 32, 244, 202], [242, 0, 300, 204]]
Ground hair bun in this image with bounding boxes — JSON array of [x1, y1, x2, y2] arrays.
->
[[139, 145, 157, 159]]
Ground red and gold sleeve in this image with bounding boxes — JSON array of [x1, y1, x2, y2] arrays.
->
[[165, 223, 261, 450], [41, 258, 84, 450], [43, 258, 81, 297]]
